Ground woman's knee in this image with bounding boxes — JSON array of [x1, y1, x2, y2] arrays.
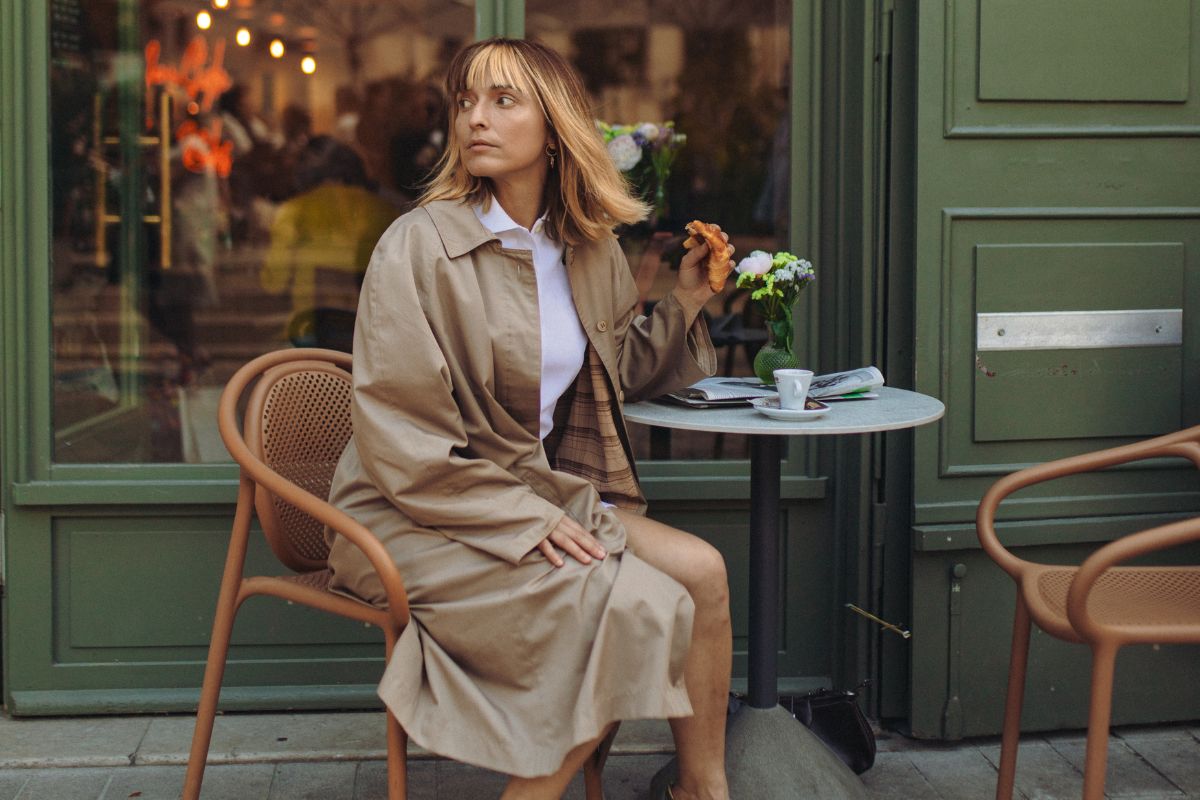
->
[[686, 541, 730, 614]]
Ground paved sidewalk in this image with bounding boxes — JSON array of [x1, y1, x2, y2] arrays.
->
[[0, 710, 1198, 798]]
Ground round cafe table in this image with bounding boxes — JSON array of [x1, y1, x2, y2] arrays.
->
[[622, 386, 945, 799]]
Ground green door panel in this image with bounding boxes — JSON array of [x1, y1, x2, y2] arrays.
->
[[978, 0, 1191, 102], [942, 0, 1200, 135], [908, 0, 1200, 737], [972, 239, 1187, 442], [974, 349, 1182, 442], [917, 213, 1200, 515], [975, 243, 1184, 312]]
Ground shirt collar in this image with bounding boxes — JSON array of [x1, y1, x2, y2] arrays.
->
[[421, 197, 556, 260], [473, 196, 548, 237]]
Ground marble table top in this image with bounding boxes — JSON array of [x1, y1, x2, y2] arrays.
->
[[622, 386, 945, 436]]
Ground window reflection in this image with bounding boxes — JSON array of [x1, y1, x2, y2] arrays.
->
[[529, 0, 792, 460], [49, 0, 790, 465], [50, 0, 468, 463]]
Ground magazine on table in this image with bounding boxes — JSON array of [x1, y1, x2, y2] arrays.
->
[[808, 366, 884, 400], [662, 367, 884, 408], [663, 377, 775, 407]]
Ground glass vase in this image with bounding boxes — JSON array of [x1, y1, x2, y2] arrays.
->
[[753, 330, 800, 385]]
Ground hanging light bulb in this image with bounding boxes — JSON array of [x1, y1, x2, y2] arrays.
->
[[269, 38, 285, 59], [196, 10, 212, 30], [300, 55, 317, 75], [212, 0, 229, 8], [235, 27, 251, 46]]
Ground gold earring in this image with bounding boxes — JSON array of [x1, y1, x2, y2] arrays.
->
[[546, 143, 558, 169]]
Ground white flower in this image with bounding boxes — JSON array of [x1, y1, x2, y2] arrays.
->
[[736, 250, 773, 275], [607, 134, 643, 171], [635, 122, 660, 141]]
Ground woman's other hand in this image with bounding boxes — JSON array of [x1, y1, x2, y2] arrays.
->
[[537, 515, 607, 567], [673, 226, 734, 316]]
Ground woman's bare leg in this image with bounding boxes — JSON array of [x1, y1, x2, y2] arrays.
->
[[614, 509, 732, 800], [500, 724, 615, 800]]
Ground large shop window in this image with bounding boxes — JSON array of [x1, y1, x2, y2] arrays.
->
[[49, 0, 790, 465], [49, 0, 471, 463]]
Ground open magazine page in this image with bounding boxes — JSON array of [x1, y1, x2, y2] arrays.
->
[[808, 366, 884, 399], [667, 377, 777, 403]]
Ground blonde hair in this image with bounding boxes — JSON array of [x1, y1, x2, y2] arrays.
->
[[420, 38, 649, 245]]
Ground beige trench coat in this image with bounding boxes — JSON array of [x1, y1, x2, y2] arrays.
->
[[326, 199, 717, 777]]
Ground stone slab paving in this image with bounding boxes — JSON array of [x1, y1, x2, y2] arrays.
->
[[0, 716, 151, 768], [1, 710, 1199, 798], [137, 712, 393, 765], [890, 747, 1002, 800], [1045, 735, 1182, 798]]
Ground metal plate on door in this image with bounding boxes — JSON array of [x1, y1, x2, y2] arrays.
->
[[976, 309, 1182, 351]]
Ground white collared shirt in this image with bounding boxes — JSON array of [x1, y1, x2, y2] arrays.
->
[[473, 198, 588, 440]]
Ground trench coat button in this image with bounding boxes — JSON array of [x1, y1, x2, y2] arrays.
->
[[618, 390, 625, 402], [596, 320, 609, 332]]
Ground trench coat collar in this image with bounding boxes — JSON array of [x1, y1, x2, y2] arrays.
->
[[423, 199, 499, 259], [423, 198, 598, 262]]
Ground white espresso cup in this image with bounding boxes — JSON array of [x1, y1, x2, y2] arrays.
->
[[774, 369, 814, 410]]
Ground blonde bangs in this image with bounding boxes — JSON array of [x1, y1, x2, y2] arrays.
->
[[458, 46, 542, 117], [421, 38, 650, 244]]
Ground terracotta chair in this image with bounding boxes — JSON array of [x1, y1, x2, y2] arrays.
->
[[976, 424, 1200, 800], [182, 348, 412, 800]]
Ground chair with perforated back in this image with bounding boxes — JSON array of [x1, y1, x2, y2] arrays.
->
[[976, 424, 1200, 800], [182, 348, 412, 800]]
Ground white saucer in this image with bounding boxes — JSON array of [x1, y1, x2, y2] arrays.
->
[[750, 396, 830, 421]]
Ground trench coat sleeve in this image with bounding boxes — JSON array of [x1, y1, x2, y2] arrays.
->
[[350, 233, 564, 565], [608, 239, 717, 403]]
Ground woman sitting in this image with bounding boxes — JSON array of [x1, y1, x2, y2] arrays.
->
[[326, 37, 734, 800]]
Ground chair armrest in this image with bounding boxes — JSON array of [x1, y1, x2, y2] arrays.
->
[[234, 456, 411, 632], [217, 349, 409, 631], [1067, 513, 1200, 642], [977, 430, 1200, 579]]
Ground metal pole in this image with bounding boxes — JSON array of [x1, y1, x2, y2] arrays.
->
[[747, 434, 783, 708]]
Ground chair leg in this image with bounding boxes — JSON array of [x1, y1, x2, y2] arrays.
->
[[181, 581, 243, 800], [386, 709, 408, 800], [1081, 643, 1118, 800], [995, 598, 1032, 800], [183, 482, 256, 800], [384, 628, 408, 800]]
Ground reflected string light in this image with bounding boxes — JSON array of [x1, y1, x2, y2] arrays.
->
[[235, 27, 251, 46], [187, 101, 201, 116], [269, 38, 285, 58], [213, 0, 229, 8], [300, 55, 317, 74], [196, 10, 212, 29]]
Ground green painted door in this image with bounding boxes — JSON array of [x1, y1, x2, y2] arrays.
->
[[905, 0, 1200, 738]]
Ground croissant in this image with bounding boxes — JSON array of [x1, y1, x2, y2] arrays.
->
[[684, 220, 733, 292]]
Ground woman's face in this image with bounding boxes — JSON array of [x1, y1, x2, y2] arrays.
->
[[454, 78, 549, 189]]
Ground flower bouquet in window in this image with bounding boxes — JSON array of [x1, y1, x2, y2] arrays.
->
[[597, 120, 686, 225], [734, 250, 816, 384]]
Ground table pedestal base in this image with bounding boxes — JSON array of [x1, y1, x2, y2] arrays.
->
[[650, 705, 869, 799]]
